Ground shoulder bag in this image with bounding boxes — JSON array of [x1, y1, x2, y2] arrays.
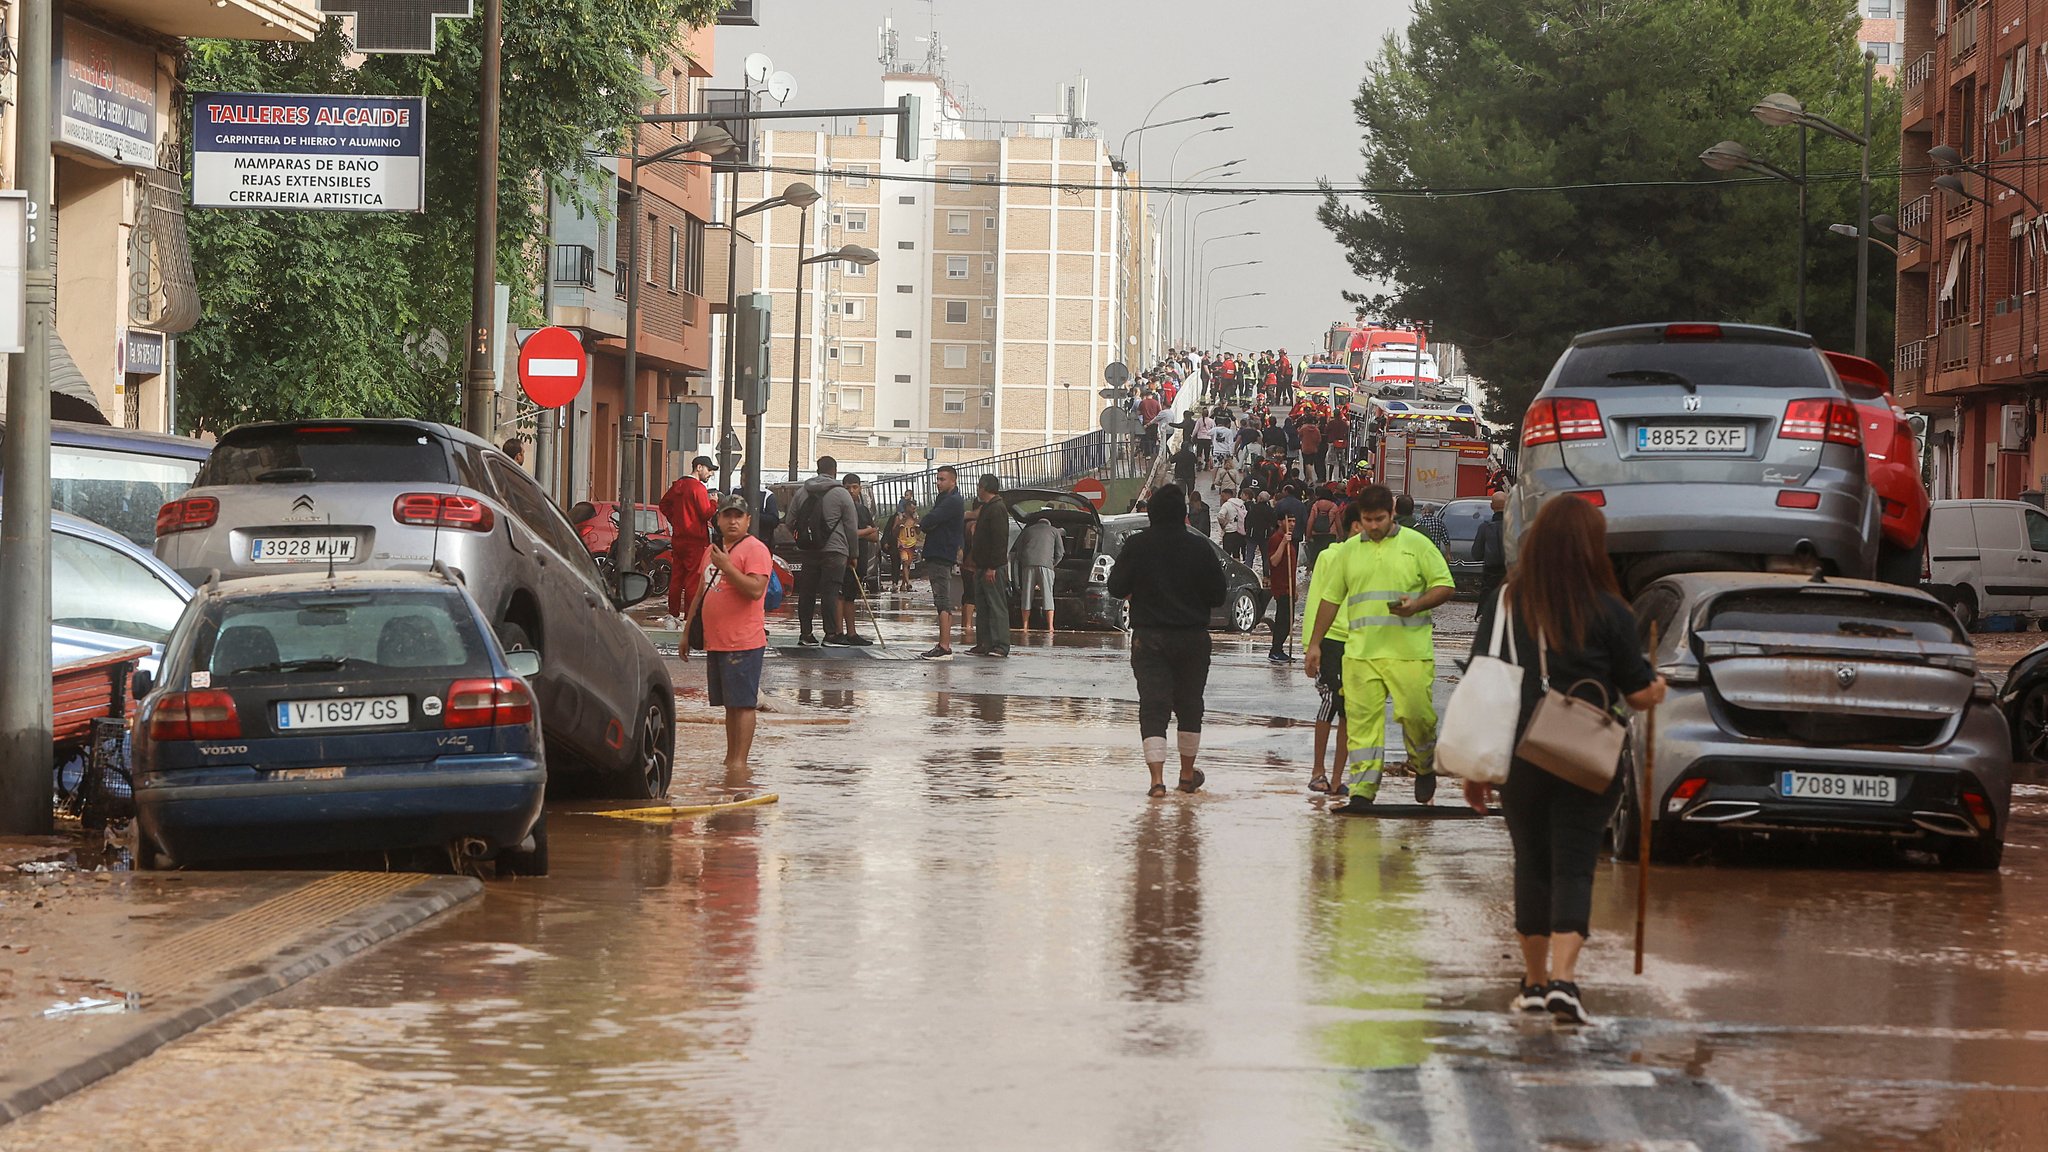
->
[[1515, 630, 1626, 794], [1436, 594, 1522, 785]]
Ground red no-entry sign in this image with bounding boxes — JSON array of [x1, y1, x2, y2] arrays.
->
[[517, 326, 587, 408], [1072, 477, 1106, 509]]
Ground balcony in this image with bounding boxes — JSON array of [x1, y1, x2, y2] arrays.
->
[[1897, 338, 1928, 400], [552, 244, 596, 290], [1904, 52, 1935, 128], [85, 0, 319, 40], [1951, 3, 1982, 63]]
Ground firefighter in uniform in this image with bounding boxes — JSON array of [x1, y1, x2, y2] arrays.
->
[[1304, 484, 1455, 812]]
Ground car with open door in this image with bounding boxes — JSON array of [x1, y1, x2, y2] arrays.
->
[[1621, 571, 2010, 869]]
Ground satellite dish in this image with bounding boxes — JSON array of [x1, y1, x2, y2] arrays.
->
[[744, 53, 773, 85], [767, 71, 797, 105]]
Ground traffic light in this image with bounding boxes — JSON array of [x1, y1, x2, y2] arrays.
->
[[733, 292, 772, 416], [896, 94, 921, 162]]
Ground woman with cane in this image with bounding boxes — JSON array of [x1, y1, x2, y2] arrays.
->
[[1460, 497, 1665, 1024]]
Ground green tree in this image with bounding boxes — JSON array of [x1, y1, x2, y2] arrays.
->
[[1320, 0, 1899, 425], [178, 3, 721, 433]]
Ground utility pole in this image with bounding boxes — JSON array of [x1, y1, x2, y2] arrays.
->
[[463, 0, 503, 435], [0, 0, 54, 833]]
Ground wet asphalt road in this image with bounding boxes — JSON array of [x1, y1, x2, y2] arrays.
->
[[7, 598, 2048, 1151]]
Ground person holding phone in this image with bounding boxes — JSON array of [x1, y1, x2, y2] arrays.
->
[[700, 494, 774, 776]]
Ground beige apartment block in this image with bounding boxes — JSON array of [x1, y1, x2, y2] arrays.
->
[[729, 72, 1150, 478]]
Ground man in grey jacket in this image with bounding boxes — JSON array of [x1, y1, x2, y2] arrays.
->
[[1013, 516, 1066, 634], [792, 456, 861, 647]]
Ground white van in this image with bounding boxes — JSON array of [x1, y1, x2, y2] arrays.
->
[[1924, 499, 2048, 628]]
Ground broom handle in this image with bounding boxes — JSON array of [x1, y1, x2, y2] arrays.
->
[[1634, 622, 1658, 976]]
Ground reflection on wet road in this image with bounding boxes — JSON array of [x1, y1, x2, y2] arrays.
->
[[7, 601, 2048, 1151]]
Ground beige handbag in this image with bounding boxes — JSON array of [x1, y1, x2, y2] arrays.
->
[[1514, 630, 1626, 794]]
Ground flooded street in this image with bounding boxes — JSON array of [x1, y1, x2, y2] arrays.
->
[[8, 601, 2048, 1151]]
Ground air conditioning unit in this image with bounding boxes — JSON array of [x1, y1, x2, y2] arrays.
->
[[2002, 404, 2029, 450], [867, 434, 881, 447]]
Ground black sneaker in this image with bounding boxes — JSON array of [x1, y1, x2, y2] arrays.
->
[[1514, 982, 1548, 1014], [798, 634, 823, 648], [919, 646, 954, 661], [842, 634, 875, 646], [823, 634, 855, 646], [989, 648, 1010, 658], [966, 645, 991, 656], [1332, 794, 1377, 815], [1414, 772, 1438, 805], [1545, 980, 1589, 1025]]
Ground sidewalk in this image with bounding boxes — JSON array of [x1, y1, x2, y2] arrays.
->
[[0, 848, 479, 1123]]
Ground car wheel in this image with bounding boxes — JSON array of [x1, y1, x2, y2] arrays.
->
[[1941, 588, 1979, 631], [1609, 762, 1642, 859], [1229, 588, 1259, 633], [1939, 834, 2004, 870], [133, 822, 168, 871], [613, 693, 674, 800], [2016, 684, 2048, 762], [495, 809, 550, 878], [648, 560, 672, 597]]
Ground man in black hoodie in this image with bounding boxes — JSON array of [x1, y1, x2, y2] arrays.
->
[[1107, 483, 1228, 798]]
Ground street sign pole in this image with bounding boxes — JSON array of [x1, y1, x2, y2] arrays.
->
[[0, 0, 53, 832], [462, 0, 502, 436]]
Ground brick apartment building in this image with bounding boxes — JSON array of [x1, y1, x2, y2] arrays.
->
[[1896, 0, 2048, 499]]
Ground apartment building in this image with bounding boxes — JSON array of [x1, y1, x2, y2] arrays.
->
[[1863, 0, 1907, 76], [729, 71, 1149, 477], [1894, 0, 2048, 499], [0, 0, 323, 431]]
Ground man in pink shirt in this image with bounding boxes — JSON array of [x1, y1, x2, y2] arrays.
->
[[700, 493, 774, 774]]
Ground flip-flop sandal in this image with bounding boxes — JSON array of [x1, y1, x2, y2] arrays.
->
[[1148, 783, 1169, 798], [1177, 770, 1206, 794], [1308, 775, 1329, 793]]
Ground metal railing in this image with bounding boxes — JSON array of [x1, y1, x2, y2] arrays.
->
[[1938, 320, 1973, 370], [864, 429, 1136, 512], [1896, 339, 1926, 399], [1904, 52, 1935, 108], [1900, 193, 1933, 246], [1951, 3, 1981, 62], [551, 244, 595, 290]]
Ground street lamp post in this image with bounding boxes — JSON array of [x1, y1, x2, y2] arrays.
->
[[1208, 290, 1266, 345], [1701, 138, 1807, 333], [1748, 58, 1877, 354], [1217, 324, 1267, 352], [1829, 223, 1899, 256], [1129, 76, 1227, 181], [1155, 160, 1241, 351], [1203, 262, 1262, 345], [1195, 232, 1259, 345], [1186, 198, 1253, 344], [616, 126, 735, 575], [787, 239, 879, 481], [1872, 212, 1932, 247]]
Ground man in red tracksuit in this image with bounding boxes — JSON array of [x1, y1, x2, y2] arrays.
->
[[660, 455, 718, 621]]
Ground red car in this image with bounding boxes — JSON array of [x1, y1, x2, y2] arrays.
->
[[1823, 351, 1929, 584], [578, 501, 669, 557]]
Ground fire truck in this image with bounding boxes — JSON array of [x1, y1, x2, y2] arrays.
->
[[1346, 395, 1496, 502], [1325, 323, 1435, 389]]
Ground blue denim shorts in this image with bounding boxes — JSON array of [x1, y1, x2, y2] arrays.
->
[[707, 647, 765, 709]]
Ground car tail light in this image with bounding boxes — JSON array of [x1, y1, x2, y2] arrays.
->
[[1776, 490, 1822, 509], [1961, 786, 1994, 830], [1671, 778, 1707, 803], [155, 496, 219, 537], [1780, 399, 1861, 446], [1521, 398, 1605, 447], [444, 677, 534, 729], [149, 689, 241, 741], [1663, 323, 1723, 341], [1574, 490, 1606, 507], [394, 493, 497, 533]]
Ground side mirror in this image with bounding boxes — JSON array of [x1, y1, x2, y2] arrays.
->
[[131, 668, 154, 699], [614, 571, 653, 608], [504, 649, 542, 679]]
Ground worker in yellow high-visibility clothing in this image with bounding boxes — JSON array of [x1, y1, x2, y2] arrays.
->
[[1304, 484, 1455, 813]]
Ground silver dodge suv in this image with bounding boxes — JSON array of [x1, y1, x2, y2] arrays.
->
[[153, 420, 674, 799], [1506, 323, 1879, 594]]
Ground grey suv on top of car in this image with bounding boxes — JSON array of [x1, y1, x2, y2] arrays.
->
[[1505, 323, 1879, 594], [153, 419, 673, 799]]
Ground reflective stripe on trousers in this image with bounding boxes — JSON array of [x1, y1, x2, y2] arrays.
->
[[1340, 656, 1439, 799]]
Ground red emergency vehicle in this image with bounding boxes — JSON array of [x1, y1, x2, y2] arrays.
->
[[1346, 396, 1495, 502]]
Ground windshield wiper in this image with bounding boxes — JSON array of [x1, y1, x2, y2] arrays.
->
[[255, 467, 317, 484], [237, 657, 351, 674], [1606, 369, 1697, 394]]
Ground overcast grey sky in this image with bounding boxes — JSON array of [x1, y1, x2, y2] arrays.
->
[[714, 0, 1412, 362]]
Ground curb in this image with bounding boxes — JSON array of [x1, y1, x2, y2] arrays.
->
[[0, 873, 482, 1125]]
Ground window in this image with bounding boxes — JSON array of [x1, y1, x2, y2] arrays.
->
[[2009, 230, 2027, 306], [982, 173, 998, 183], [895, 374, 913, 383], [983, 261, 995, 273], [844, 299, 866, 320], [944, 345, 968, 369], [667, 226, 679, 291], [846, 164, 870, 188], [842, 344, 865, 366], [894, 419, 911, 429], [943, 390, 967, 413], [980, 392, 993, 408], [1865, 0, 1891, 15], [985, 215, 996, 228], [897, 284, 915, 293], [2029, 508, 2048, 552], [943, 434, 964, 448], [840, 388, 862, 411], [897, 240, 915, 250], [685, 218, 705, 295], [945, 300, 968, 323], [946, 256, 969, 279], [844, 259, 867, 277], [51, 444, 200, 548], [202, 425, 448, 486], [200, 592, 489, 681], [1863, 41, 1892, 65], [487, 459, 602, 585], [896, 329, 914, 338], [947, 211, 971, 234], [898, 195, 917, 205], [845, 209, 868, 232], [982, 306, 997, 319], [948, 166, 972, 181], [51, 531, 187, 644], [981, 350, 993, 364], [828, 347, 838, 359], [646, 213, 659, 283]]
